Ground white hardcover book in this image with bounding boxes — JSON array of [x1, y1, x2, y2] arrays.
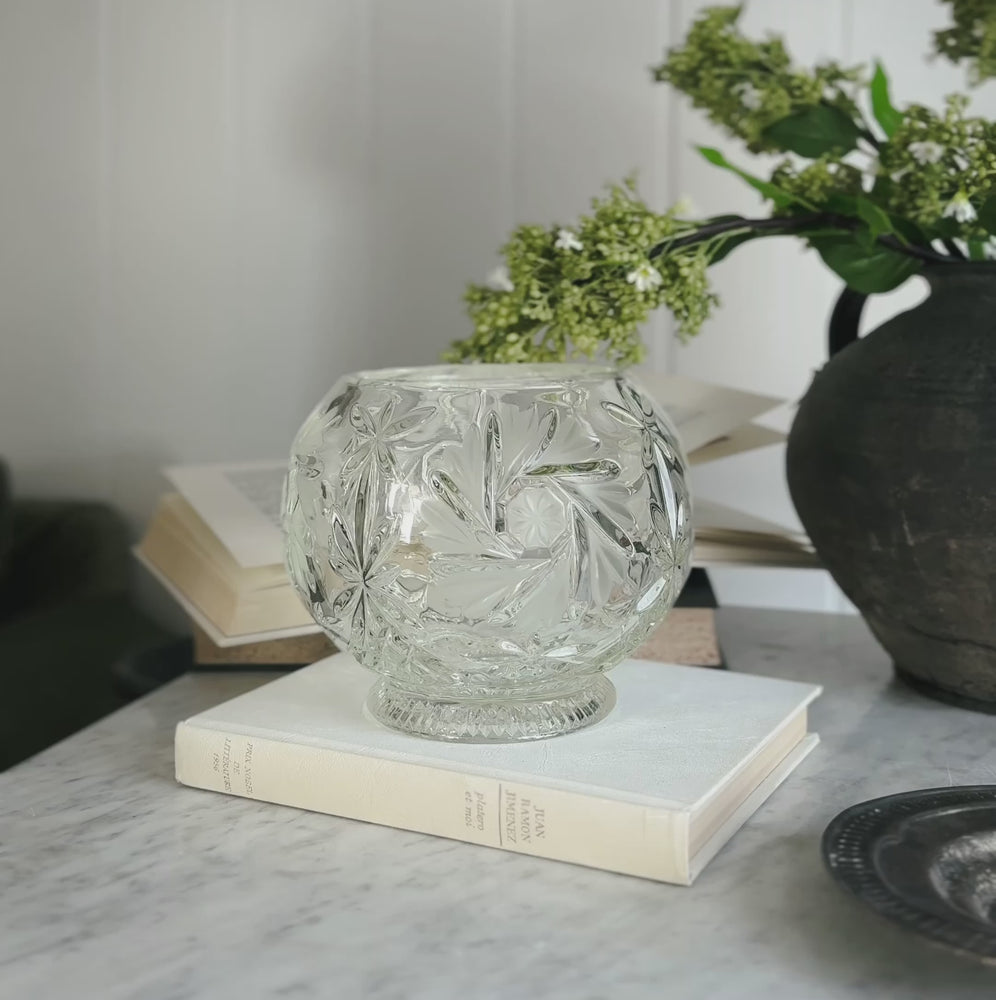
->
[[175, 654, 820, 885]]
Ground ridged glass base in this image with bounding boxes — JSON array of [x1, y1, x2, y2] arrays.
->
[[366, 675, 617, 743]]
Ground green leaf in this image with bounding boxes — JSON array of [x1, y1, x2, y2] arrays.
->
[[810, 236, 919, 293], [696, 147, 806, 209], [825, 193, 860, 217], [826, 193, 916, 246], [978, 195, 996, 236], [929, 217, 964, 239], [870, 62, 903, 139], [761, 105, 864, 158], [968, 240, 988, 262], [888, 214, 929, 247], [856, 197, 894, 240]]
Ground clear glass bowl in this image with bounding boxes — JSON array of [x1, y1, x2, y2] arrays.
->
[[283, 364, 692, 741]]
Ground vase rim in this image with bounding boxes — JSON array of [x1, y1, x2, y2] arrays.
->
[[348, 362, 619, 388]]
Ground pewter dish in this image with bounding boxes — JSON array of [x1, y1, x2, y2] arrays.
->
[[822, 786, 996, 963]]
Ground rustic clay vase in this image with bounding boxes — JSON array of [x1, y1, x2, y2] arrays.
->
[[787, 264, 996, 711]]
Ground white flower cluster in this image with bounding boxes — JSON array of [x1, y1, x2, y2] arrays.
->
[[626, 263, 663, 293], [908, 140, 944, 166], [485, 265, 514, 293], [943, 191, 977, 223], [554, 228, 583, 252]]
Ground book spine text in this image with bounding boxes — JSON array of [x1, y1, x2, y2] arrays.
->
[[175, 723, 691, 884]]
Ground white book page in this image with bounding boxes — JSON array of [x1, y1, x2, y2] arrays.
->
[[135, 547, 322, 645], [692, 545, 820, 568], [687, 422, 784, 466], [634, 374, 783, 455], [165, 461, 287, 568], [694, 497, 809, 541]]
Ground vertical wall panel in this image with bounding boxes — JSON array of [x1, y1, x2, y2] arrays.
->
[[849, 0, 990, 104], [513, 0, 671, 368], [0, 2, 103, 496], [229, 0, 371, 446], [367, 0, 513, 364], [512, 0, 666, 220], [100, 0, 235, 522]]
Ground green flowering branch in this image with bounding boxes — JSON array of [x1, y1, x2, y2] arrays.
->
[[449, 3, 996, 366], [445, 192, 953, 366], [935, 0, 996, 84], [651, 5, 867, 155], [445, 180, 716, 366]]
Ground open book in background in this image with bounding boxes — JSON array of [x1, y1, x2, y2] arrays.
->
[[135, 375, 817, 659], [635, 373, 785, 457]]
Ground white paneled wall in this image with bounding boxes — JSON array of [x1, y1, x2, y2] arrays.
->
[[669, 0, 856, 612], [0, 0, 977, 613], [367, 1, 512, 374]]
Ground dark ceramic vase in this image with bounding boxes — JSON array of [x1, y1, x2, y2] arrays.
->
[[787, 264, 996, 711]]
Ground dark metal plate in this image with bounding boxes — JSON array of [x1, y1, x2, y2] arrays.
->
[[822, 786, 996, 963]]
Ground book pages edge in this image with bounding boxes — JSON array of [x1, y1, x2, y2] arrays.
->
[[686, 732, 819, 884]]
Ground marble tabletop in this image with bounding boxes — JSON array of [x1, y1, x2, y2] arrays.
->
[[3, 608, 995, 999]]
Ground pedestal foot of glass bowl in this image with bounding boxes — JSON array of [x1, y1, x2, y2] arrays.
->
[[366, 675, 617, 743]]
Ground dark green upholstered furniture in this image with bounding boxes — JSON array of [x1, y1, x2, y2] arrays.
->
[[0, 462, 170, 771]]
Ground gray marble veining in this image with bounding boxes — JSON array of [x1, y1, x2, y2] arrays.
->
[[2, 608, 995, 999]]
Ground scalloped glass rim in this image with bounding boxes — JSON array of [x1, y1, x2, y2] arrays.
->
[[349, 362, 619, 389]]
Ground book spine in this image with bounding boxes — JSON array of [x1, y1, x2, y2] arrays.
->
[[175, 722, 691, 884]]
